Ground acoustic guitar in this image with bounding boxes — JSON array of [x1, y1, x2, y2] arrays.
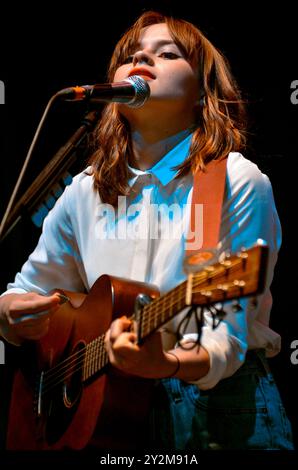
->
[[6, 241, 268, 450]]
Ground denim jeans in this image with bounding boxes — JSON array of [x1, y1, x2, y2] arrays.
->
[[150, 349, 294, 450]]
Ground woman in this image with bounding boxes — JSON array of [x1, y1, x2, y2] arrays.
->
[[0, 11, 293, 450]]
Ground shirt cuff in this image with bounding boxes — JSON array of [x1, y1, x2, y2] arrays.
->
[[179, 329, 245, 390], [1, 288, 28, 297]]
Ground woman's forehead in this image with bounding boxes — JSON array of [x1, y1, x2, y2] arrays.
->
[[138, 23, 170, 42], [133, 23, 178, 51]]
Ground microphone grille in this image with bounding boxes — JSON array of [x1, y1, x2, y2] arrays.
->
[[125, 75, 150, 108]]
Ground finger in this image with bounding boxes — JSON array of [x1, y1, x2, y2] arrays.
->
[[109, 317, 132, 343], [111, 332, 139, 352], [9, 294, 63, 321], [8, 308, 58, 325], [12, 315, 51, 328], [10, 293, 63, 315], [126, 332, 138, 345], [104, 329, 111, 352]]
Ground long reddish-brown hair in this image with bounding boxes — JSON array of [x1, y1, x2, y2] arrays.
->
[[89, 11, 246, 205]]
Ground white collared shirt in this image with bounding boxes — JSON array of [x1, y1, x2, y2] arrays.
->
[[2, 134, 282, 389]]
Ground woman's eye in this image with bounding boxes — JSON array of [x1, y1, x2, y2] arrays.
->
[[159, 52, 180, 59]]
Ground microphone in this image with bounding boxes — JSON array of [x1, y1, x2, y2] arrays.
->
[[56, 75, 150, 108]]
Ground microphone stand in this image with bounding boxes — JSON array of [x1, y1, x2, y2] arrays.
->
[[0, 109, 99, 243]]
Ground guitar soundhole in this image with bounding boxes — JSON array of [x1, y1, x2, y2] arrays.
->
[[45, 341, 85, 444], [62, 341, 85, 408]]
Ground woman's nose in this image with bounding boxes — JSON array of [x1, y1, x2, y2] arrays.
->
[[133, 50, 154, 67]]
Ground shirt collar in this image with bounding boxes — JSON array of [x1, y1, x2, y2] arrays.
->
[[128, 132, 192, 187]]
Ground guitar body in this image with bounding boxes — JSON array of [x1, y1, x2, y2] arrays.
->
[[6, 275, 159, 450], [6, 243, 267, 450]]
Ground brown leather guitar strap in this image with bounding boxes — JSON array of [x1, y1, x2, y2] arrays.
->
[[185, 157, 228, 257]]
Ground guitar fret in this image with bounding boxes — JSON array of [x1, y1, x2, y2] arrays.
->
[[83, 282, 189, 380], [40, 244, 266, 397], [99, 339, 106, 369], [91, 340, 96, 376], [83, 346, 88, 381], [155, 293, 167, 328], [139, 308, 146, 338], [154, 306, 158, 329], [96, 339, 101, 373], [168, 289, 173, 321], [91, 341, 97, 376], [139, 282, 187, 341], [88, 342, 93, 379], [86, 343, 91, 380], [90, 341, 95, 377]]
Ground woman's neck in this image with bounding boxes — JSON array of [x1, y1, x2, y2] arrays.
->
[[130, 126, 192, 171]]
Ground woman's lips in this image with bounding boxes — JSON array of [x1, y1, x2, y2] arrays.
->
[[135, 74, 153, 81], [128, 68, 155, 80]]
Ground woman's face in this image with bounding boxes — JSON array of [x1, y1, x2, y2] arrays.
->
[[113, 23, 199, 116]]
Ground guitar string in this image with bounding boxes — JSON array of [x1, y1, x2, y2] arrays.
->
[[44, 258, 247, 393], [40, 282, 187, 394], [42, 257, 243, 382], [40, 261, 246, 395], [42, 278, 244, 395], [41, 282, 245, 396], [40, 261, 246, 394], [40, 278, 191, 383], [128, 260, 244, 334]]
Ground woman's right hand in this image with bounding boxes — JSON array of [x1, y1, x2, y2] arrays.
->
[[0, 292, 64, 345]]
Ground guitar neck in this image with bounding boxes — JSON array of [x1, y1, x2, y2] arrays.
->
[[80, 242, 268, 382], [82, 281, 188, 382], [133, 281, 188, 342]]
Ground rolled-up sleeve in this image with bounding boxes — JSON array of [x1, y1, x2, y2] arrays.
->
[[1, 180, 86, 297]]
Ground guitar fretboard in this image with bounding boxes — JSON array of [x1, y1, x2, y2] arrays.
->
[[40, 243, 266, 390], [83, 280, 188, 381]]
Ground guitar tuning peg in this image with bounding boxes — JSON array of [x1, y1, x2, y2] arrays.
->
[[218, 249, 231, 262], [237, 247, 248, 259]]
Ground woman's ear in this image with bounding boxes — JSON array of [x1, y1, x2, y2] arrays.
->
[[195, 90, 206, 108], [199, 94, 206, 107]]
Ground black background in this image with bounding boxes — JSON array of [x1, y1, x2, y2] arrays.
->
[[0, 0, 297, 453]]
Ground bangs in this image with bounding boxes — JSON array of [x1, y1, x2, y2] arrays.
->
[[108, 11, 164, 80], [90, 11, 247, 206], [166, 17, 202, 65]]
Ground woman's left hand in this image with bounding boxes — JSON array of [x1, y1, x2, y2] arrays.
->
[[104, 316, 178, 378]]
